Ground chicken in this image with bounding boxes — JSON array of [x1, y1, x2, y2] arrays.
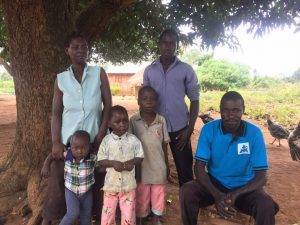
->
[[288, 122, 300, 161], [263, 114, 290, 147], [199, 112, 214, 124]]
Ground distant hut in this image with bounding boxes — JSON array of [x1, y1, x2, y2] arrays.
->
[[127, 68, 144, 97]]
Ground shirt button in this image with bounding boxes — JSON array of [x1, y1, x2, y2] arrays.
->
[[80, 100, 82, 103]]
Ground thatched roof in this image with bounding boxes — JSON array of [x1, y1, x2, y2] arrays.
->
[[127, 68, 145, 86]]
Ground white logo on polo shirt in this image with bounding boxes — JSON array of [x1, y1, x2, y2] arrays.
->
[[237, 143, 250, 155]]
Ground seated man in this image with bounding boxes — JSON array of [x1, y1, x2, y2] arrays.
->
[[180, 91, 279, 225]]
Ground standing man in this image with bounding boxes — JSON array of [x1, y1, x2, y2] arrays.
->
[[143, 29, 199, 186], [180, 91, 279, 225]]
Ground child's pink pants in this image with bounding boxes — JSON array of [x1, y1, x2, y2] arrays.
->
[[101, 190, 136, 225], [136, 184, 166, 218]]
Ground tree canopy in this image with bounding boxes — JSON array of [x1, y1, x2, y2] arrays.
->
[[0, 0, 299, 66], [179, 48, 213, 67]]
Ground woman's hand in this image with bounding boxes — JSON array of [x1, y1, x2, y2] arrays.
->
[[93, 133, 105, 151], [52, 142, 65, 160], [41, 164, 50, 178]]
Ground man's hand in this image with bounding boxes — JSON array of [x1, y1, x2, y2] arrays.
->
[[215, 193, 237, 219], [52, 142, 65, 160], [175, 128, 192, 151], [224, 192, 238, 212]]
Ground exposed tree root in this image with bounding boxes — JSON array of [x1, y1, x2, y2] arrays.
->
[[26, 170, 47, 225], [26, 206, 42, 225]]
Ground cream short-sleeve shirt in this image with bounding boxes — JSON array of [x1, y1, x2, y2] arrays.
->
[[129, 112, 170, 184], [97, 132, 144, 193]]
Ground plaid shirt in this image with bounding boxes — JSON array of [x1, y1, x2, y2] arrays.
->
[[64, 148, 96, 196]]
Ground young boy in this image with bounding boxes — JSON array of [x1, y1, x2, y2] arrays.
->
[[41, 130, 96, 225], [97, 105, 144, 225], [129, 86, 170, 225]]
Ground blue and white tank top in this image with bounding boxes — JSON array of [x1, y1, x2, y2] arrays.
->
[[57, 65, 102, 144]]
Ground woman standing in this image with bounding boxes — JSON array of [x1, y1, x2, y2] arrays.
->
[[42, 32, 111, 225]]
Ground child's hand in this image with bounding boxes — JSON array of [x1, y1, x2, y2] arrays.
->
[[123, 160, 134, 171], [41, 165, 50, 178], [113, 161, 124, 172]]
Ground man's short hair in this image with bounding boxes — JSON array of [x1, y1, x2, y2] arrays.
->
[[220, 91, 245, 108], [159, 28, 179, 47], [138, 86, 158, 100], [110, 105, 128, 119]]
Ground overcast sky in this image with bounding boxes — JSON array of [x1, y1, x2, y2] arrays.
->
[[107, 24, 300, 77], [210, 25, 300, 77]]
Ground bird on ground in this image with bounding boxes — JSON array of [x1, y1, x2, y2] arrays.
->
[[263, 114, 290, 147], [199, 112, 214, 124], [288, 122, 300, 161]]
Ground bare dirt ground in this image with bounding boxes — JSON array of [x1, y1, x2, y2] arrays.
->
[[0, 95, 300, 225]]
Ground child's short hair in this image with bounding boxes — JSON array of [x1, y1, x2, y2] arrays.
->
[[70, 130, 90, 144], [138, 86, 158, 100], [110, 105, 128, 119]]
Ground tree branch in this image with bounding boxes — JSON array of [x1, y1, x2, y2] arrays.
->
[[76, 0, 137, 44], [0, 56, 13, 76]]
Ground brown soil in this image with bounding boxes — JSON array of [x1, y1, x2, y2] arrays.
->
[[0, 95, 299, 225]]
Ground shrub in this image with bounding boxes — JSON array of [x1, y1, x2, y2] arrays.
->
[[111, 85, 121, 96], [197, 59, 251, 92]]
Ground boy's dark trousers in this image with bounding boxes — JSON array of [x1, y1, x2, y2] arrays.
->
[[169, 127, 194, 187], [60, 188, 92, 225]]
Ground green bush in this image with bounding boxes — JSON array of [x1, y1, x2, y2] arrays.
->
[[250, 76, 280, 88], [0, 72, 13, 82], [111, 85, 121, 96], [197, 59, 251, 92], [0, 80, 15, 93]]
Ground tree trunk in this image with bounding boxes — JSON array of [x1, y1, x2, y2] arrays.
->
[[0, 0, 137, 223], [0, 0, 75, 223]]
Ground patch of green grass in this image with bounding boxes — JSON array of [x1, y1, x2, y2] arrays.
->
[[0, 80, 15, 94], [198, 82, 300, 126]]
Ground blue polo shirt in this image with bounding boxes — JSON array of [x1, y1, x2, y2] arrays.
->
[[195, 119, 268, 189]]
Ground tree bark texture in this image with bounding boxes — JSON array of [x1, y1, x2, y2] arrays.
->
[[0, 0, 137, 223], [0, 1, 75, 223]]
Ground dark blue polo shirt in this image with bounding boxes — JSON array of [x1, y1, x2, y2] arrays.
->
[[195, 119, 268, 189]]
